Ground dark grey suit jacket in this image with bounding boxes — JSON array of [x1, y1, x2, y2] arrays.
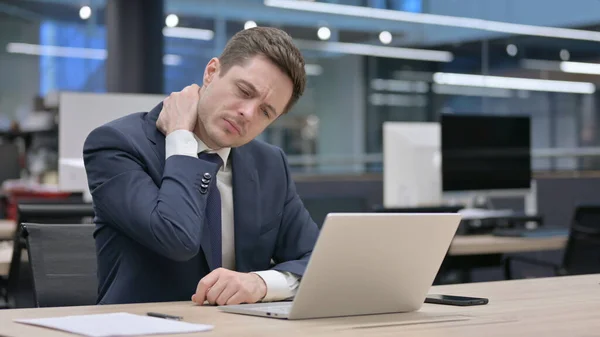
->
[[83, 102, 319, 304]]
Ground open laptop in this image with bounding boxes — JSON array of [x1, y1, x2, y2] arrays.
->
[[219, 212, 461, 320]]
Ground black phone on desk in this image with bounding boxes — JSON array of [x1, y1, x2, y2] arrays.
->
[[425, 294, 488, 306]]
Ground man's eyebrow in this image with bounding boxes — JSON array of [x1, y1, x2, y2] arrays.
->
[[238, 79, 259, 95], [239, 79, 278, 116]]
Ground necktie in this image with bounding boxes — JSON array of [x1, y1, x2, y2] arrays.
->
[[198, 152, 223, 270]]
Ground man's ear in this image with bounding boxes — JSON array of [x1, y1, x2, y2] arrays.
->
[[203, 58, 220, 86]]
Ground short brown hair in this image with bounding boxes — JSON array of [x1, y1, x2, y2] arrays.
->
[[218, 27, 306, 114]]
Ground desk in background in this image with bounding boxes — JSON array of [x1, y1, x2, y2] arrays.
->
[[449, 234, 567, 256], [0, 274, 598, 336], [0, 219, 15, 240], [0, 220, 16, 278]]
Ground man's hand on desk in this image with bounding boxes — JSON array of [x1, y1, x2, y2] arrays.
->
[[192, 268, 267, 306]]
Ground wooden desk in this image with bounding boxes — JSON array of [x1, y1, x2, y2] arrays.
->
[[449, 234, 568, 256], [0, 219, 16, 240], [0, 274, 598, 336]]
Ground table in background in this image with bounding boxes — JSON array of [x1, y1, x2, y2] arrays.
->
[[449, 234, 567, 256], [0, 219, 15, 240], [0, 274, 598, 337], [0, 220, 16, 279]]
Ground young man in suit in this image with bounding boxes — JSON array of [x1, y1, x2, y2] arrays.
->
[[83, 27, 320, 306]]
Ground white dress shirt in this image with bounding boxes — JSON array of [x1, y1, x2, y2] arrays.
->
[[165, 130, 299, 302]]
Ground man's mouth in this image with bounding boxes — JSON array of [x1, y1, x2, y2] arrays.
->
[[224, 118, 242, 135]]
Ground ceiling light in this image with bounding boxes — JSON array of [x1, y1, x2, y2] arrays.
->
[[264, 0, 600, 42], [163, 54, 182, 66], [6, 42, 180, 66], [433, 84, 513, 98], [560, 49, 570, 61], [162, 27, 214, 40], [560, 61, 600, 75], [433, 72, 595, 94], [294, 39, 453, 62], [7, 43, 105, 59], [379, 31, 392, 45], [244, 21, 257, 29], [317, 27, 331, 40], [165, 14, 179, 28], [79, 6, 91, 20], [506, 44, 517, 57]]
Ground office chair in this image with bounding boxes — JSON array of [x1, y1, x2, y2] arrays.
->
[[504, 205, 600, 279], [6, 201, 95, 308], [20, 223, 98, 307], [301, 196, 370, 228]]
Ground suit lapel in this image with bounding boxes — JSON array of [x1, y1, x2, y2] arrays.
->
[[231, 146, 260, 272], [143, 102, 166, 172]]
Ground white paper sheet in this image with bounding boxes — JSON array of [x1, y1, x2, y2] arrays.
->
[[14, 312, 214, 337]]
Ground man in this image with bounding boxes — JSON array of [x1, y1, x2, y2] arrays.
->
[[83, 27, 320, 306]]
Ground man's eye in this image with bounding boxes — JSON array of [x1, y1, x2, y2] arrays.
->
[[262, 109, 270, 118], [239, 87, 250, 97]]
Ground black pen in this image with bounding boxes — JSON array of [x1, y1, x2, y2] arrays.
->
[[147, 312, 183, 320]]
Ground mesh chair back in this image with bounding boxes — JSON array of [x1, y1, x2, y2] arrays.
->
[[21, 223, 97, 307], [7, 202, 95, 308]]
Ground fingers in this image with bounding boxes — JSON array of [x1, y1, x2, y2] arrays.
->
[[214, 284, 240, 306], [182, 84, 200, 96], [205, 278, 228, 305], [226, 290, 248, 305], [193, 269, 221, 305]]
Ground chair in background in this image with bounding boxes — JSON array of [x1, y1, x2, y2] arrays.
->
[[21, 223, 97, 307], [6, 201, 95, 308], [504, 204, 600, 279], [301, 196, 370, 228]]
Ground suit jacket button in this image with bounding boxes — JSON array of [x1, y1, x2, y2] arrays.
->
[[200, 188, 207, 194], [203, 173, 211, 179], [201, 183, 209, 189], [201, 178, 210, 184]]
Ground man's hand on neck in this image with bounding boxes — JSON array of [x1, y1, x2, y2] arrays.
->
[[157, 84, 200, 136]]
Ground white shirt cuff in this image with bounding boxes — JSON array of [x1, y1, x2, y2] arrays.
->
[[252, 270, 299, 302], [165, 130, 198, 159]]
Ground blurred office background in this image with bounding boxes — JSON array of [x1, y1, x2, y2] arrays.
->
[[2, 0, 600, 174], [2, 0, 600, 308]]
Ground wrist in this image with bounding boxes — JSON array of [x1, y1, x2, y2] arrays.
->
[[251, 273, 267, 301]]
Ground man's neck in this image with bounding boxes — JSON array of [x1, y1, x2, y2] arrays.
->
[[194, 123, 222, 151]]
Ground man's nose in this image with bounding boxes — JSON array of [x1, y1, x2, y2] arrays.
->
[[238, 100, 259, 119]]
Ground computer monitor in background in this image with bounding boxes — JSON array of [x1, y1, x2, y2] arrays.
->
[[440, 113, 532, 204], [383, 122, 442, 208], [58, 92, 164, 200]]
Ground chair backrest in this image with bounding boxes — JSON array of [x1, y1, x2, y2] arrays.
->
[[7, 202, 95, 308], [302, 196, 370, 228], [18, 202, 95, 224], [21, 223, 97, 307], [562, 205, 600, 275]]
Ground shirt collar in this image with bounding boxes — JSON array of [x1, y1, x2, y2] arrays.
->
[[194, 134, 231, 170]]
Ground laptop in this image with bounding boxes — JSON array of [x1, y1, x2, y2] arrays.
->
[[219, 212, 461, 320]]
